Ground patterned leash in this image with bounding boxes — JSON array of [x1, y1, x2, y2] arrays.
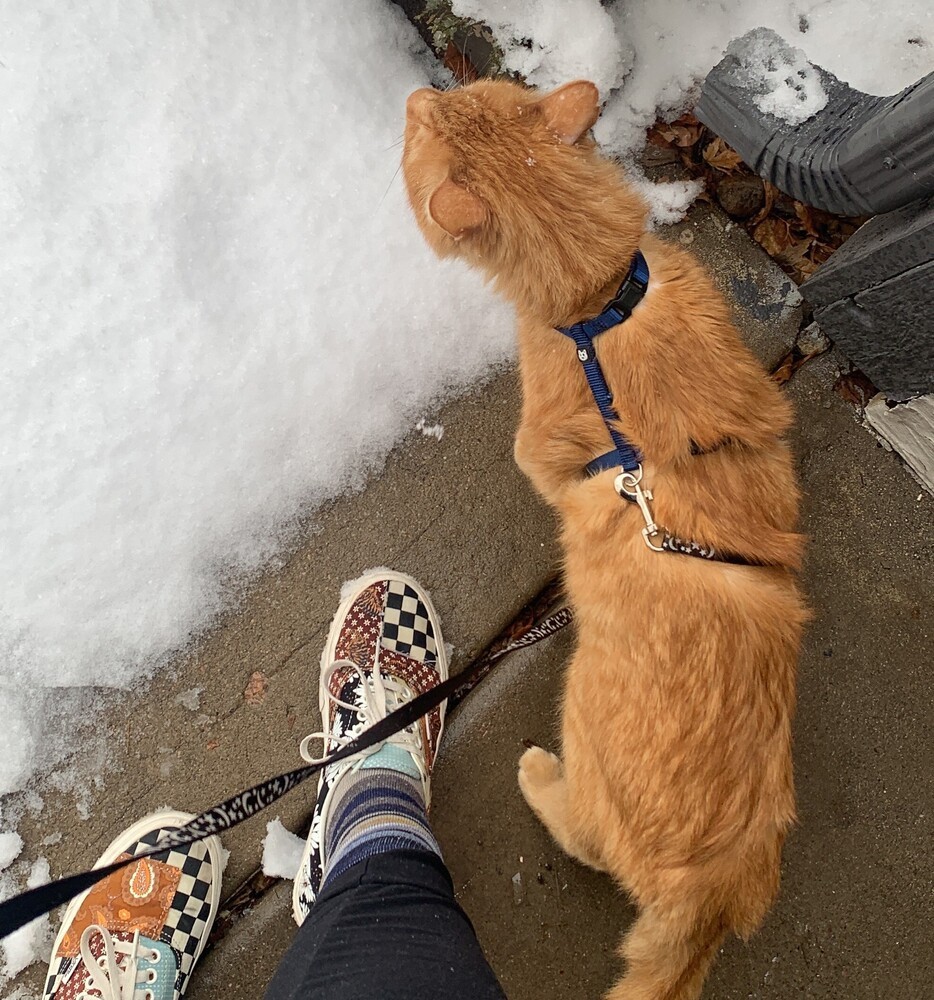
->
[[0, 604, 573, 939]]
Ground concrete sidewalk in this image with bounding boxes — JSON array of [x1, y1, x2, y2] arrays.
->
[[430, 350, 933, 1000], [10, 204, 932, 1000]]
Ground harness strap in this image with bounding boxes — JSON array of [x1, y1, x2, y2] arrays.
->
[[586, 438, 733, 478], [557, 252, 763, 568], [557, 251, 649, 474]]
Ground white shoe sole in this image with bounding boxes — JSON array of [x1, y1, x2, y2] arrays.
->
[[290, 568, 449, 926]]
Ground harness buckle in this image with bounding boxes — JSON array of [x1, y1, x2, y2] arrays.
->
[[614, 466, 666, 552]]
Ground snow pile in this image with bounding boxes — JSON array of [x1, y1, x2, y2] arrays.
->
[[725, 29, 827, 125], [0, 835, 23, 873], [0, 0, 511, 802], [1, 858, 53, 980], [451, 0, 630, 97], [454, 0, 933, 156], [261, 818, 306, 881], [628, 175, 705, 227]]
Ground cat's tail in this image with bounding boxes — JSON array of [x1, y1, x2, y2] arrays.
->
[[605, 905, 728, 1000]]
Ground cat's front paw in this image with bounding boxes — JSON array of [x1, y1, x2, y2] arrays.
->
[[518, 745, 562, 792]]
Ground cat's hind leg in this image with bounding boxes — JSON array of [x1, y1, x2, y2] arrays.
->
[[518, 745, 608, 872]]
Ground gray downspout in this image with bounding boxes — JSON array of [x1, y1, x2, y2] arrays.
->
[[695, 28, 934, 216]]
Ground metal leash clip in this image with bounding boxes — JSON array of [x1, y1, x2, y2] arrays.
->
[[614, 465, 666, 551]]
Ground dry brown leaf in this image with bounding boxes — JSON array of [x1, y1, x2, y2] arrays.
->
[[810, 242, 835, 266], [703, 137, 744, 173], [771, 338, 829, 385], [793, 201, 822, 238], [750, 180, 778, 225], [206, 740, 219, 751], [244, 669, 269, 706], [646, 125, 674, 147], [771, 350, 796, 386], [671, 111, 700, 127], [752, 217, 792, 257], [835, 370, 878, 408], [658, 123, 704, 148], [793, 256, 821, 281], [776, 236, 814, 265]]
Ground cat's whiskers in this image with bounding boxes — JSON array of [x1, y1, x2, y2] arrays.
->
[[378, 160, 403, 209]]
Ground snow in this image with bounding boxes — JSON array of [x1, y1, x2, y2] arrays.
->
[[0, 835, 23, 873], [628, 176, 705, 228], [455, 0, 934, 158], [0, 0, 511, 809], [261, 818, 306, 881], [725, 29, 828, 125], [451, 0, 628, 97], [1, 858, 53, 982]]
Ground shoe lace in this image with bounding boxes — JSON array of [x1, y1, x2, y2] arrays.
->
[[77, 925, 159, 1000], [299, 657, 427, 785]]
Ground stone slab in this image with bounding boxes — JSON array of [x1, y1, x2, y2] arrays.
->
[[801, 196, 934, 307], [814, 257, 934, 398]]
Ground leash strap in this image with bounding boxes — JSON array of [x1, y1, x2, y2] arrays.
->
[[557, 251, 649, 475], [0, 607, 573, 940]]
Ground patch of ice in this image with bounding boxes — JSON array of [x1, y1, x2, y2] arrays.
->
[[1, 858, 53, 980], [175, 688, 203, 712], [261, 818, 306, 881], [726, 29, 827, 125]]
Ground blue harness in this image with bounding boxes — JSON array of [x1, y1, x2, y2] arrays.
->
[[557, 250, 649, 478], [556, 251, 753, 566]]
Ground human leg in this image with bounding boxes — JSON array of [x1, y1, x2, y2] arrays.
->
[[277, 569, 506, 1000]]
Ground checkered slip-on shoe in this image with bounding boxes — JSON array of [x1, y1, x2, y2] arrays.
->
[[291, 568, 448, 925], [43, 810, 223, 1000]]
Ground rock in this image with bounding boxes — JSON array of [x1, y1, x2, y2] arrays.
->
[[716, 174, 765, 218], [797, 321, 832, 355]]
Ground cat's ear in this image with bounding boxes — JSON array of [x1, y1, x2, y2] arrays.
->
[[427, 179, 487, 239], [536, 80, 600, 145]]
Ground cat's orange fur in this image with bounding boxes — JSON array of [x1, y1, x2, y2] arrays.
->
[[403, 78, 808, 1000]]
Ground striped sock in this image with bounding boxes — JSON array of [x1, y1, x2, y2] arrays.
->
[[321, 766, 441, 887]]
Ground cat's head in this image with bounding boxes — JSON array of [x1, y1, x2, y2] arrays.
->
[[402, 78, 645, 321]]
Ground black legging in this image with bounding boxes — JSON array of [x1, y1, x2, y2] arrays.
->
[[266, 850, 507, 999]]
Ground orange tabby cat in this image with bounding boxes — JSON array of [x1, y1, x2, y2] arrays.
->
[[403, 78, 807, 1000]]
